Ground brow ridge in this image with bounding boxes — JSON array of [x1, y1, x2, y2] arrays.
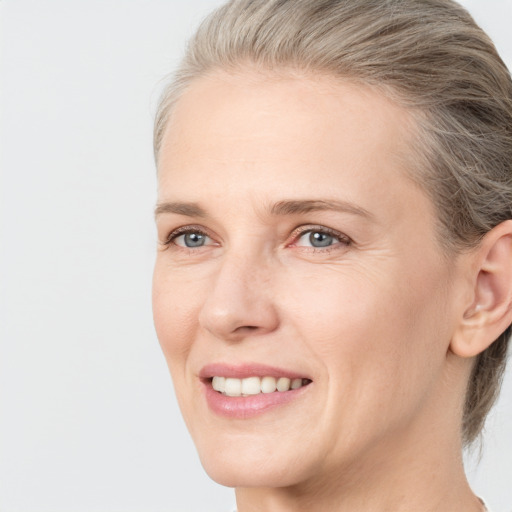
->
[[154, 199, 373, 220]]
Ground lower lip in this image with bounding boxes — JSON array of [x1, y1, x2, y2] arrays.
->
[[203, 381, 311, 419]]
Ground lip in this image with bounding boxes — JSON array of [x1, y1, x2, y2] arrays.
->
[[199, 363, 312, 419]]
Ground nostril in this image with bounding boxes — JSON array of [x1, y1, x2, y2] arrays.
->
[[232, 325, 260, 334]]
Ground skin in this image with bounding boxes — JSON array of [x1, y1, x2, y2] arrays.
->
[[152, 69, 490, 512]]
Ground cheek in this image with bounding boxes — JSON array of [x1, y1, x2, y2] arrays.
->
[[152, 263, 202, 369], [284, 260, 451, 411]]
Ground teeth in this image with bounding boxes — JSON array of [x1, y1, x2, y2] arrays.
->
[[211, 376, 309, 397], [291, 378, 302, 389], [261, 376, 277, 393], [224, 378, 242, 397], [212, 376, 226, 393], [276, 377, 291, 392], [241, 376, 261, 395]]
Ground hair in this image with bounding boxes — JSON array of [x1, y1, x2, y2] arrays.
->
[[154, 0, 512, 445]]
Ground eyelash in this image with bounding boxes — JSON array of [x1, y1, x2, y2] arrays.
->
[[162, 225, 352, 252]]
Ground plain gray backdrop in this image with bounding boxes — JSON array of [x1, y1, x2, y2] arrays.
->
[[1, 1, 511, 511]]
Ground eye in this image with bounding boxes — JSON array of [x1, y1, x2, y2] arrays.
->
[[175, 232, 211, 248], [297, 231, 335, 248], [292, 227, 351, 249], [164, 227, 215, 249]]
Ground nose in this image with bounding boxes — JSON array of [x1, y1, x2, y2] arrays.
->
[[198, 252, 280, 342]]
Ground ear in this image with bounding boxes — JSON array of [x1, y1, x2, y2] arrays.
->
[[450, 220, 512, 358]]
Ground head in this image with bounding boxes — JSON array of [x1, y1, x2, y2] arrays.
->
[[152, 0, 512, 488]]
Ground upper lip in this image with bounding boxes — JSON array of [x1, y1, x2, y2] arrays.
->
[[199, 363, 311, 381]]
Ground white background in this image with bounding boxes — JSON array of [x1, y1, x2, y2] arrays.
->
[[1, 1, 511, 511]]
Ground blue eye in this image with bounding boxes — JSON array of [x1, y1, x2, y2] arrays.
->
[[168, 229, 213, 248], [179, 232, 208, 247], [294, 228, 348, 249], [306, 231, 334, 247]]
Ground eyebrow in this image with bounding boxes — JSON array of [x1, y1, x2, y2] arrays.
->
[[269, 199, 374, 219], [154, 202, 207, 218], [154, 199, 374, 220]]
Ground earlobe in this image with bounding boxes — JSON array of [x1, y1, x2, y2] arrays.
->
[[450, 220, 512, 358]]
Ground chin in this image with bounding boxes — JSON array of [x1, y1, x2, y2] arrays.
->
[[202, 461, 308, 489], [196, 439, 314, 488]]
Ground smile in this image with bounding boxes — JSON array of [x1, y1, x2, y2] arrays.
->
[[211, 376, 311, 396], [200, 364, 313, 418]]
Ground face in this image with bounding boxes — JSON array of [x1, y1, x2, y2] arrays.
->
[[153, 69, 464, 489]]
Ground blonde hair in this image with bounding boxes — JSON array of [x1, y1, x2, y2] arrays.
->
[[154, 0, 512, 445]]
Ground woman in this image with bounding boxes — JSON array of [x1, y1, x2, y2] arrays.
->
[[152, 1, 512, 511]]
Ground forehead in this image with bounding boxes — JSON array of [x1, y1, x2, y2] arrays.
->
[[157, 68, 429, 225], [161, 69, 416, 158]]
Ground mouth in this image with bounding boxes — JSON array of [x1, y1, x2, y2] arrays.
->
[[199, 364, 313, 418]]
